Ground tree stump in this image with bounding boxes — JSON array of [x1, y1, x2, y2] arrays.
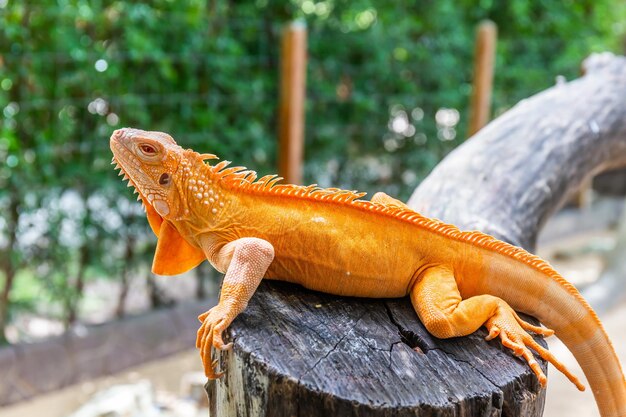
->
[[205, 53, 626, 416], [206, 281, 546, 417]]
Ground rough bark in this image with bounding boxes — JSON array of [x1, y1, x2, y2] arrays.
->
[[206, 53, 626, 416]]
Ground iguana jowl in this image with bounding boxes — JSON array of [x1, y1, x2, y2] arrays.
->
[[110, 128, 626, 417]]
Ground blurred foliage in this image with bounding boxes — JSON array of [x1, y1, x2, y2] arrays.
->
[[0, 0, 624, 343]]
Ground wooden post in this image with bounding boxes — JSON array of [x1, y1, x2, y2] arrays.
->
[[278, 21, 307, 185], [467, 20, 497, 138]]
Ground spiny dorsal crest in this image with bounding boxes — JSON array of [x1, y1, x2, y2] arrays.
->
[[202, 153, 367, 204], [199, 152, 595, 317]]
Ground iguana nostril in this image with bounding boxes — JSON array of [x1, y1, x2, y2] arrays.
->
[[111, 128, 128, 140]]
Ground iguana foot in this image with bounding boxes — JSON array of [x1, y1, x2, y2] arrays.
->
[[484, 304, 586, 391], [196, 305, 235, 379]]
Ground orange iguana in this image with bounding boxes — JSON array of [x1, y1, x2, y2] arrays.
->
[[111, 128, 626, 417]]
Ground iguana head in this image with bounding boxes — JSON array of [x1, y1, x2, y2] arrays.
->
[[110, 127, 184, 220], [110, 127, 208, 275]]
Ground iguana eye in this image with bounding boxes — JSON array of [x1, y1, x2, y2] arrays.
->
[[139, 144, 158, 155], [159, 173, 171, 186]]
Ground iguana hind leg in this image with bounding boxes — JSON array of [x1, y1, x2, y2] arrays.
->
[[410, 265, 584, 389]]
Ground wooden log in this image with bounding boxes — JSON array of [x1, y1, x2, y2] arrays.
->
[[205, 53, 626, 416]]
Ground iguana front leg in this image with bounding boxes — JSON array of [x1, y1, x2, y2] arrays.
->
[[411, 265, 585, 390], [196, 237, 274, 378]]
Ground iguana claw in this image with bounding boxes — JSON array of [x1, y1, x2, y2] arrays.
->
[[484, 305, 585, 391], [196, 306, 235, 379]]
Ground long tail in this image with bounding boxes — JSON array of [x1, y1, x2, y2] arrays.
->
[[478, 251, 626, 417]]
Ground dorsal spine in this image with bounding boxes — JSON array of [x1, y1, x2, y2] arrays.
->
[[199, 152, 591, 314]]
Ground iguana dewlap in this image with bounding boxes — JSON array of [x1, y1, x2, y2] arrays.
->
[[110, 128, 626, 417]]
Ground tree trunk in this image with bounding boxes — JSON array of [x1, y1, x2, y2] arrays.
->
[[0, 192, 19, 344], [205, 53, 626, 416], [115, 234, 135, 319], [66, 242, 89, 327], [65, 192, 93, 328], [147, 271, 174, 309]]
